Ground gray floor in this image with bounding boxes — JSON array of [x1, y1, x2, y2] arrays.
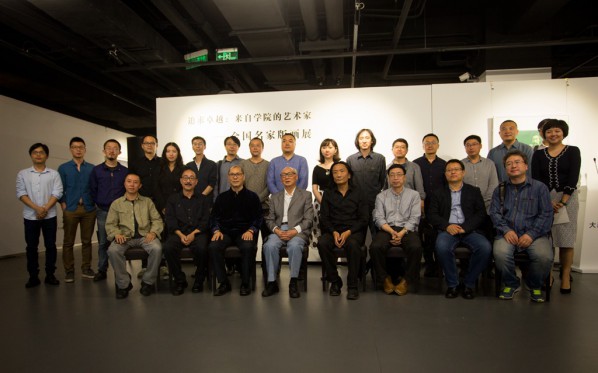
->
[[2, 249, 598, 373]]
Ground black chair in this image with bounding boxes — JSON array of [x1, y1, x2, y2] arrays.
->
[[261, 242, 309, 292], [494, 250, 552, 302], [436, 246, 490, 295], [209, 245, 257, 295], [124, 246, 160, 291], [321, 245, 367, 292], [370, 246, 420, 293]]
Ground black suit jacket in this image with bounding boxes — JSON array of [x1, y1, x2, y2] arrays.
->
[[427, 183, 487, 234]]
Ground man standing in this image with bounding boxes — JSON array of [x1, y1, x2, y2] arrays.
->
[[129, 135, 160, 200], [215, 136, 243, 196], [186, 136, 217, 199], [163, 168, 211, 295], [385, 138, 425, 203], [16, 143, 63, 288], [89, 139, 128, 282], [267, 133, 309, 194], [106, 173, 163, 299], [262, 167, 314, 298], [241, 137, 270, 239], [427, 160, 492, 299], [413, 133, 446, 277], [318, 161, 369, 300], [209, 165, 263, 296], [58, 137, 96, 283], [490, 150, 553, 302], [487, 120, 533, 182], [370, 164, 423, 296], [462, 135, 499, 213]]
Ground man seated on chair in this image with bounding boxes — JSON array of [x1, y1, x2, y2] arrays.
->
[[163, 168, 211, 296], [106, 173, 163, 299], [209, 165, 262, 296], [262, 167, 314, 298], [489, 150, 553, 303], [370, 164, 423, 296], [427, 159, 491, 300], [317, 161, 368, 300]]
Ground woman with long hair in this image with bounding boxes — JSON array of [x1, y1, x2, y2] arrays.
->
[[154, 142, 186, 216]]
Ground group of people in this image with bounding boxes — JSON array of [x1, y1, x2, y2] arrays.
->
[[16, 118, 580, 303]]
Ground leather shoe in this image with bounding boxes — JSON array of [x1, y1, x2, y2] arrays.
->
[[240, 283, 251, 296], [445, 286, 459, 299], [214, 281, 231, 296], [383, 276, 394, 294], [115, 282, 133, 299], [140, 282, 155, 296], [329, 278, 343, 296], [262, 281, 279, 297], [289, 280, 300, 298], [395, 278, 408, 296], [93, 271, 107, 282], [172, 281, 187, 296], [192, 281, 203, 293], [25, 277, 41, 288], [462, 287, 475, 299], [347, 287, 359, 300], [44, 274, 60, 286]]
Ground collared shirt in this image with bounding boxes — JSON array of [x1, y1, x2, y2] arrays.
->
[[462, 156, 499, 212], [105, 194, 163, 241], [240, 158, 270, 208], [267, 154, 309, 194], [129, 155, 161, 198], [489, 178, 553, 240], [278, 187, 302, 233], [449, 184, 465, 224], [346, 151, 386, 206], [384, 159, 426, 200], [164, 191, 210, 235], [373, 187, 421, 232], [185, 156, 217, 198], [216, 156, 242, 196], [487, 140, 533, 182], [319, 186, 369, 234], [413, 154, 446, 197], [57, 159, 95, 212], [16, 166, 63, 220], [210, 187, 263, 235], [89, 162, 128, 211]]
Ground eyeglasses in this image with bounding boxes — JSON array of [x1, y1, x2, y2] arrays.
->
[[424, 141, 438, 146], [181, 176, 197, 181], [31, 151, 46, 155], [505, 160, 524, 167], [464, 142, 480, 148], [280, 172, 296, 178], [445, 168, 463, 173], [229, 173, 243, 177], [388, 172, 405, 178]]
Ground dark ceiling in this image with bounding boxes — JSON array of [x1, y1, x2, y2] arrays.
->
[[1, 0, 597, 136]]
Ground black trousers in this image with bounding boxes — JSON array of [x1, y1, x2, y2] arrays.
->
[[369, 228, 423, 284], [318, 231, 365, 288], [162, 233, 209, 284], [209, 233, 255, 285]]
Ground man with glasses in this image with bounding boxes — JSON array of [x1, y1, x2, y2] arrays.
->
[[267, 133, 309, 194], [490, 150, 553, 302], [427, 160, 491, 299], [262, 167, 314, 298], [58, 137, 96, 283], [209, 166, 262, 296], [487, 120, 533, 182], [370, 164, 423, 296], [462, 135, 498, 213], [216, 136, 243, 196], [162, 168, 211, 295]]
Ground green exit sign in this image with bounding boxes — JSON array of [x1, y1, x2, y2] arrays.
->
[[216, 48, 238, 61]]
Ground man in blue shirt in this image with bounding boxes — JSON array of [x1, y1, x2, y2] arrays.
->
[[16, 143, 63, 288], [58, 137, 96, 283], [490, 150, 553, 302], [487, 120, 534, 182], [267, 133, 309, 194]]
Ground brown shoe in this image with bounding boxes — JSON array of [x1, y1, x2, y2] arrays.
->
[[395, 278, 408, 296], [383, 276, 394, 294]]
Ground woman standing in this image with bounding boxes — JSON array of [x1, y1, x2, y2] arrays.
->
[[154, 142, 186, 217], [310, 139, 340, 250], [531, 119, 581, 294]]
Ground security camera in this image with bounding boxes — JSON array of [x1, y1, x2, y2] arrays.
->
[[459, 72, 471, 82]]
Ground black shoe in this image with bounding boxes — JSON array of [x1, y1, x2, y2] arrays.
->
[[93, 271, 107, 282], [329, 278, 343, 296], [240, 283, 251, 296], [261, 281, 279, 297], [192, 281, 203, 293], [289, 280, 300, 299], [462, 287, 475, 300], [116, 282, 133, 299], [560, 286, 572, 294], [347, 287, 359, 300], [445, 287, 459, 299], [171, 281, 187, 296], [44, 274, 60, 286], [214, 282, 231, 296], [25, 277, 41, 288], [140, 282, 155, 296]]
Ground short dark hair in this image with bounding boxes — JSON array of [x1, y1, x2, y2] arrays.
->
[[224, 136, 240, 147], [537, 118, 552, 131], [392, 138, 409, 149], [542, 119, 569, 138], [354, 129, 377, 151], [191, 136, 206, 146], [503, 150, 528, 166], [103, 139, 121, 150], [318, 138, 340, 163], [142, 135, 157, 144], [330, 161, 353, 186], [29, 143, 49, 156], [69, 137, 85, 146], [125, 172, 141, 181], [282, 133, 296, 140], [445, 159, 465, 171], [463, 135, 481, 145], [422, 133, 439, 143], [250, 137, 264, 147], [500, 119, 517, 128], [387, 163, 406, 175]]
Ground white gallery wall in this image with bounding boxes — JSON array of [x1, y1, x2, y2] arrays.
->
[[158, 77, 598, 271], [1, 95, 132, 257]]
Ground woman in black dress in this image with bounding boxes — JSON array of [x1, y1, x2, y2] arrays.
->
[[154, 142, 186, 217]]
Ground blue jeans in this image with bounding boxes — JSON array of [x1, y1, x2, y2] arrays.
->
[[435, 231, 491, 288], [24, 217, 57, 277], [493, 236, 553, 290], [262, 225, 306, 282], [95, 209, 109, 273]]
